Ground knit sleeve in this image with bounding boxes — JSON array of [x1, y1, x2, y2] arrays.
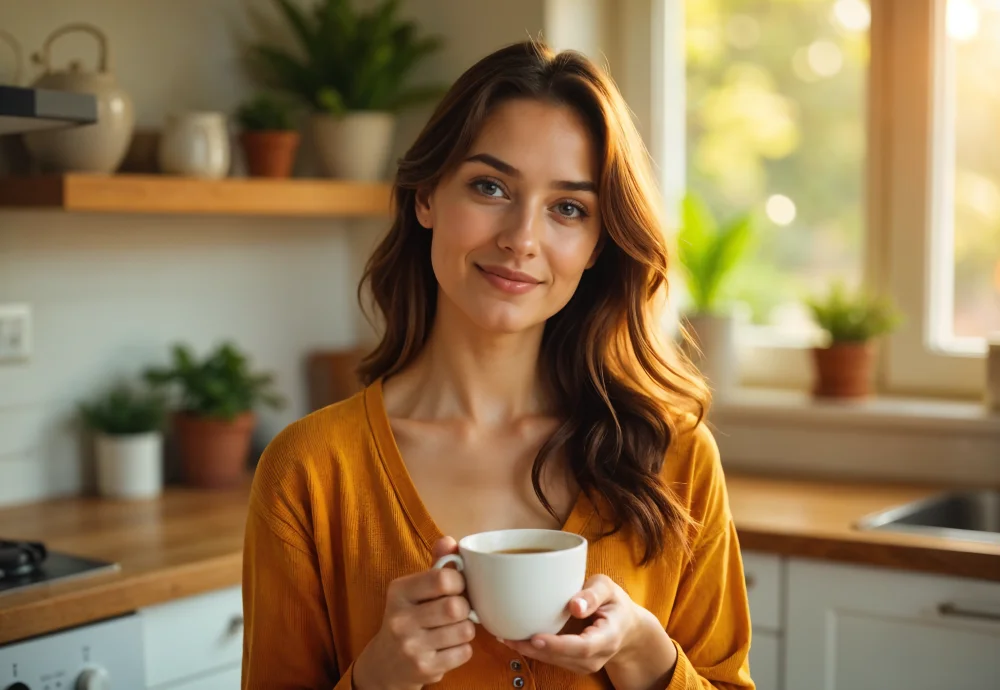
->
[[664, 426, 755, 689], [241, 432, 353, 689]]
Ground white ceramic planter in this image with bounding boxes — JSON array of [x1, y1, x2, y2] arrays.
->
[[95, 431, 163, 499], [312, 111, 395, 181], [684, 313, 738, 400]]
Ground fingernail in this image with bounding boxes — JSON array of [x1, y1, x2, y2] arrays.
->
[[532, 638, 546, 649], [573, 597, 588, 611]]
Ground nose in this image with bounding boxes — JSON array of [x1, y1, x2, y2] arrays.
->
[[497, 202, 540, 258]]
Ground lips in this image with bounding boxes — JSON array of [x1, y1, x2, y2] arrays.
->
[[476, 265, 540, 284], [475, 264, 542, 295]]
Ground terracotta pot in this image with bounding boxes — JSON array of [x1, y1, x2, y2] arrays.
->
[[812, 342, 875, 399], [173, 411, 256, 488], [240, 130, 300, 178]]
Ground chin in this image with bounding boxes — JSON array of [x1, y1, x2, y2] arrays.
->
[[465, 301, 541, 335]]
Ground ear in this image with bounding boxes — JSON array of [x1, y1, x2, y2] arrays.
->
[[414, 187, 434, 229], [585, 234, 606, 269]]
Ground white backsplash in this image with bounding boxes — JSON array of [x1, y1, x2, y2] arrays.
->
[[0, 0, 547, 505]]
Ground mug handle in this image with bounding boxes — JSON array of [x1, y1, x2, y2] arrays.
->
[[432, 554, 481, 624]]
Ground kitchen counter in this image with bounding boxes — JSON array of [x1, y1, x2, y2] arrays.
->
[[1, 473, 998, 645]]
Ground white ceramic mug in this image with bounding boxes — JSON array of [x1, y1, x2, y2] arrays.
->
[[432, 528, 588, 641]]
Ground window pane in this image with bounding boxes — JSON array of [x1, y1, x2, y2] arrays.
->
[[949, 0, 1000, 340], [684, 0, 869, 336]]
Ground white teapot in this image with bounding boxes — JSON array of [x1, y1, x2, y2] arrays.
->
[[22, 23, 135, 173]]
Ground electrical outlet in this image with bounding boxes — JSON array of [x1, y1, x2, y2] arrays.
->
[[0, 303, 32, 362]]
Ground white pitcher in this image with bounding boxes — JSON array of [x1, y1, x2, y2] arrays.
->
[[158, 111, 231, 178]]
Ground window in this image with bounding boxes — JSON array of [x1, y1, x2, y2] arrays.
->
[[663, 0, 996, 396], [684, 0, 870, 342], [932, 0, 1000, 350]]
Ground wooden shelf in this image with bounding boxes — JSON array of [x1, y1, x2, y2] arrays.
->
[[0, 173, 393, 217]]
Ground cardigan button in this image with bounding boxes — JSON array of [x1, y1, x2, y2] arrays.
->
[[513, 677, 525, 688], [510, 659, 522, 671]]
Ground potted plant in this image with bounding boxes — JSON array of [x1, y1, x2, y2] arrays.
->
[[676, 191, 754, 398], [806, 282, 902, 399], [248, 0, 446, 181], [80, 383, 168, 499], [236, 92, 300, 178], [144, 342, 285, 489]]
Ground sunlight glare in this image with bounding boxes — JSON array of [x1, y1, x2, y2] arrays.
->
[[832, 0, 871, 32], [766, 194, 797, 226], [948, 0, 981, 41]]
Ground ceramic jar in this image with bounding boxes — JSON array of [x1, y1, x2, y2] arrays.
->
[[22, 23, 135, 173], [158, 111, 231, 179]]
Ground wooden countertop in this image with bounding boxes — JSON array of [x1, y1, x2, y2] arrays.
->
[[1, 473, 998, 645]]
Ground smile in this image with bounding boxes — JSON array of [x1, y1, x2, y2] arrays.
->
[[475, 264, 542, 295]]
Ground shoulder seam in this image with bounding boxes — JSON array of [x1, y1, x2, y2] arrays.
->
[[249, 500, 315, 557]]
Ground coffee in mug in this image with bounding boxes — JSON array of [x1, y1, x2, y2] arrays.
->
[[432, 528, 587, 641]]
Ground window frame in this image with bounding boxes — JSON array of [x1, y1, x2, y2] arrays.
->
[[879, 0, 986, 396]]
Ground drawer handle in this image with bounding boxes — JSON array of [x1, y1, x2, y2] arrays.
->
[[938, 602, 1000, 623], [228, 615, 245, 636], [744, 574, 755, 590]]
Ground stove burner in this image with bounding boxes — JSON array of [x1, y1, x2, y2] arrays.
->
[[0, 539, 47, 580]]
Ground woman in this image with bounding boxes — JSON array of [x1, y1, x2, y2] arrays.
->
[[242, 40, 754, 690]]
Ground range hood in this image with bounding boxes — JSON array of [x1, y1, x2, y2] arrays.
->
[[0, 85, 97, 136]]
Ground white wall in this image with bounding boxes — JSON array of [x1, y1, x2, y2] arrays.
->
[[0, 0, 547, 505]]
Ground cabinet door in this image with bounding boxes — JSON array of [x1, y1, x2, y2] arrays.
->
[[141, 585, 243, 688], [785, 558, 1000, 690], [749, 630, 780, 690]]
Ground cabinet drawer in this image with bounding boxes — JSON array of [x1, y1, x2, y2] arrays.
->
[[743, 551, 782, 632], [157, 663, 241, 690], [141, 585, 243, 688]]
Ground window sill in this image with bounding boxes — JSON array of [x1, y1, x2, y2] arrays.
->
[[709, 388, 1000, 486], [714, 387, 1000, 436]]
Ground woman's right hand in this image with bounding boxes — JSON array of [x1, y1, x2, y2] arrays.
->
[[353, 537, 477, 690]]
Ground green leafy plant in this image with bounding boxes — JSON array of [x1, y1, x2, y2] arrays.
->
[[248, 0, 447, 116], [237, 93, 297, 131], [80, 384, 168, 436], [143, 342, 286, 422], [806, 281, 903, 344], [677, 191, 755, 315]]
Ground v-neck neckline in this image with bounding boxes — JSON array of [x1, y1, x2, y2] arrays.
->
[[364, 378, 595, 553]]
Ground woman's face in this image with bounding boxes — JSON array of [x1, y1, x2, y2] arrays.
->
[[416, 98, 603, 335]]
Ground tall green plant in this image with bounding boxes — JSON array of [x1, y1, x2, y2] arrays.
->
[[677, 191, 754, 315], [807, 282, 902, 344], [248, 0, 446, 115], [144, 342, 286, 422]]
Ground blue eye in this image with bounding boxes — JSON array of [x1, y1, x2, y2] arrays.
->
[[473, 179, 505, 198], [556, 201, 587, 219]]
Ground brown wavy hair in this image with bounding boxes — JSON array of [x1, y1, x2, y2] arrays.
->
[[358, 40, 710, 564]]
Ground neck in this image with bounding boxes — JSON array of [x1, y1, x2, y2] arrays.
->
[[396, 294, 550, 425]]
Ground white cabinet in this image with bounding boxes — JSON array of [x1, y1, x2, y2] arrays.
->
[[743, 551, 784, 690], [785, 558, 1000, 690], [140, 585, 243, 690]]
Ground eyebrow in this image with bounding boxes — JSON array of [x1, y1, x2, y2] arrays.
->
[[464, 153, 597, 193]]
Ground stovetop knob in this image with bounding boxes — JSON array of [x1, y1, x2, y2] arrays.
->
[[75, 667, 110, 690], [4, 683, 30, 690]]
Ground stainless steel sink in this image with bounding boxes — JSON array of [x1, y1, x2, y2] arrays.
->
[[855, 489, 1000, 545]]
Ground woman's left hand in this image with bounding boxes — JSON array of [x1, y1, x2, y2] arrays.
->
[[501, 574, 677, 681]]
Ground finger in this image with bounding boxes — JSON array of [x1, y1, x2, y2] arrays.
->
[[432, 641, 474, 673], [529, 623, 616, 657], [412, 594, 471, 628], [571, 575, 617, 618], [432, 536, 459, 561], [423, 619, 477, 651], [394, 567, 466, 605]]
